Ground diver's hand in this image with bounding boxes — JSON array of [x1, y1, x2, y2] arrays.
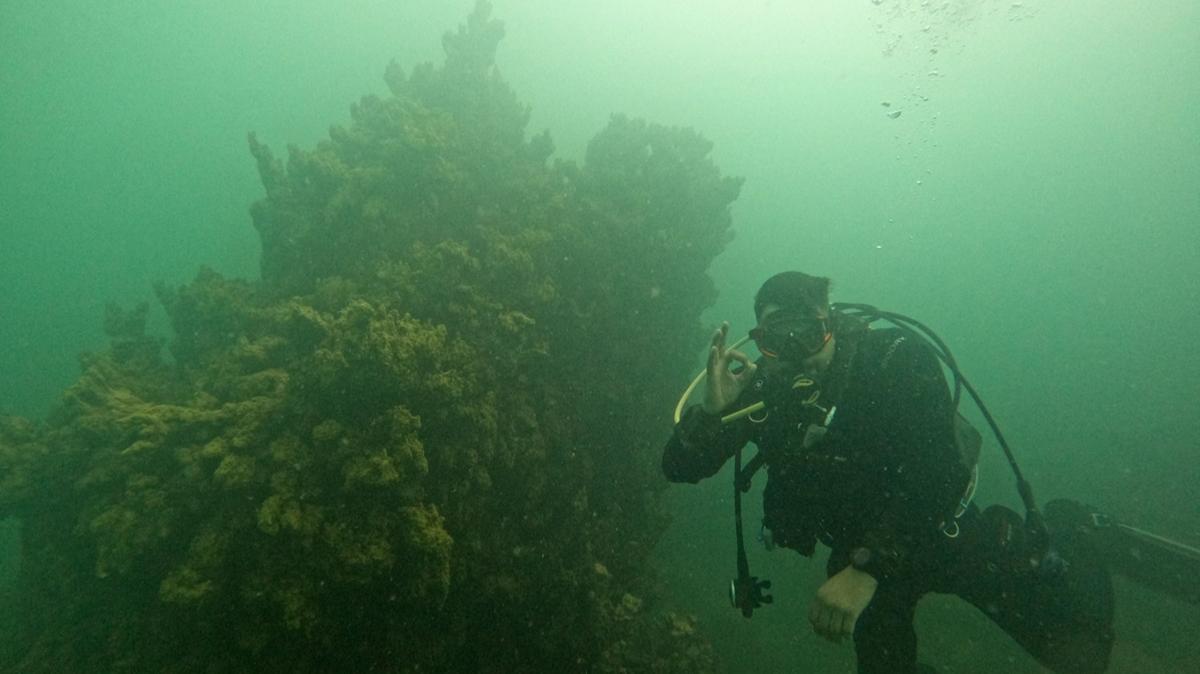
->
[[703, 321, 756, 415], [808, 566, 878, 643]]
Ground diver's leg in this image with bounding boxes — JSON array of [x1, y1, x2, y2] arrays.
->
[[827, 550, 923, 674], [851, 581, 921, 674], [1046, 498, 1200, 605], [944, 504, 1114, 674]]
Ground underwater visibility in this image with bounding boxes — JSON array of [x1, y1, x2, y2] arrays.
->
[[1, 1, 1197, 672]]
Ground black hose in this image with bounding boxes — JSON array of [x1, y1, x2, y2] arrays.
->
[[734, 445, 750, 580]]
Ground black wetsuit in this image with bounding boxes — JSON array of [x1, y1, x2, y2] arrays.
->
[[662, 323, 1115, 674]]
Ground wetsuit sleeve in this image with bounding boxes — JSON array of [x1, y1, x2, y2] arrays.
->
[[853, 337, 970, 580], [661, 404, 754, 483]]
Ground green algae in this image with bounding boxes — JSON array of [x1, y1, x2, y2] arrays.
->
[[0, 3, 737, 671]]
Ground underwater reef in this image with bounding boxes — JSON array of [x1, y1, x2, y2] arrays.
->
[[0, 3, 739, 672]]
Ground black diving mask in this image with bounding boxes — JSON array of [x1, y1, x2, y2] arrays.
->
[[749, 312, 831, 362]]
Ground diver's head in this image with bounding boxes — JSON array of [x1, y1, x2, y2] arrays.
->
[[751, 271, 835, 372]]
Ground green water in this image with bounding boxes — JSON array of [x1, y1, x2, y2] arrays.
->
[[2, 1, 1197, 671]]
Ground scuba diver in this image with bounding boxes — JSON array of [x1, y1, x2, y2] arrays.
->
[[662, 271, 1196, 673]]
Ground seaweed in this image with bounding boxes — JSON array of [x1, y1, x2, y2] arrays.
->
[[0, 2, 738, 671]]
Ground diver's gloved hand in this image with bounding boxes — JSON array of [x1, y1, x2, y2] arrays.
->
[[703, 321, 757, 414]]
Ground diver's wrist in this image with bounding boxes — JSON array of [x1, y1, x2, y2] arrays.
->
[[849, 545, 899, 581], [850, 546, 882, 579]]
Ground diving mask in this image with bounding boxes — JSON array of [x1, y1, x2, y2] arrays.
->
[[749, 311, 831, 362]]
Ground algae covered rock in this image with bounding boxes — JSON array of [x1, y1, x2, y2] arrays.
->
[[0, 2, 738, 672]]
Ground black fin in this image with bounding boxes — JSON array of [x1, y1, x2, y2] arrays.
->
[[1045, 499, 1200, 605]]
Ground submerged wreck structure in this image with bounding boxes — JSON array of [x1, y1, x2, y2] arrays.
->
[[0, 3, 740, 672]]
